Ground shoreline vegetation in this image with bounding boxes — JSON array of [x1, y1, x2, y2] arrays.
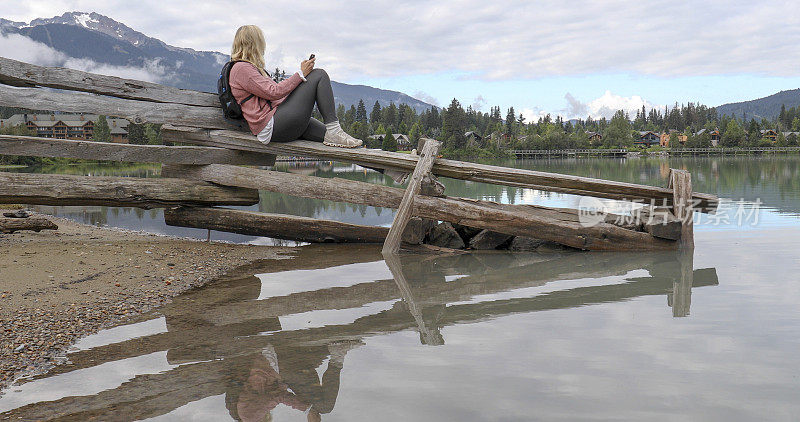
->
[[3, 100, 800, 165]]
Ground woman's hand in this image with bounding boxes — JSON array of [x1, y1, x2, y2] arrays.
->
[[301, 58, 315, 77]]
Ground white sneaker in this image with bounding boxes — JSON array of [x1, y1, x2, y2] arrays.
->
[[323, 122, 363, 148]]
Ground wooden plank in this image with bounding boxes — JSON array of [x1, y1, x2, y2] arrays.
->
[[0, 214, 58, 233], [382, 139, 440, 254], [0, 171, 258, 208], [669, 168, 694, 249], [162, 125, 718, 212], [164, 207, 389, 243], [161, 163, 676, 251], [0, 85, 241, 130], [0, 135, 275, 166], [0, 56, 219, 107]]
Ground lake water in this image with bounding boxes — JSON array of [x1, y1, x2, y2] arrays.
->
[[2, 156, 800, 421]]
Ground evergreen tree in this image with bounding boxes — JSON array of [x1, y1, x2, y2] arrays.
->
[[441, 98, 467, 149], [505, 107, 516, 136], [127, 123, 146, 145], [356, 99, 368, 123], [145, 124, 162, 145], [603, 110, 633, 147], [93, 116, 111, 142], [382, 102, 398, 129], [370, 101, 381, 124], [409, 122, 422, 148], [721, 119, 745, 147], [381, 126, 397, 151]]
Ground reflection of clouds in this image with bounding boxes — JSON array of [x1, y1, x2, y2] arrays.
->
[[0, 352, 177, 413], [257, 260, 390, 299], [330, 233, 800, 421]]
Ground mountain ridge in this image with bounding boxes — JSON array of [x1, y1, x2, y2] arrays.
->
[[715, 89, 800, 120], [0, 12, 436, 112]]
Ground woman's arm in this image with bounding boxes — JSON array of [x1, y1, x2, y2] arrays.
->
[[240, 63, 304, 101]]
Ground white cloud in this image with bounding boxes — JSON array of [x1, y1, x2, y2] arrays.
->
[[584, 91, 660, 120], [472, 95, 487, 111], [5, 0, 800, 81], [0, 32, 171, 82], [413, 91, 439, 107]]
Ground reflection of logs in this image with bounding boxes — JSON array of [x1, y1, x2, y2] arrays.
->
[[4, 250, 719, 420], [385, 254, 444, 345], [2, 359, 230, 422], [44, 251, 717, 379]]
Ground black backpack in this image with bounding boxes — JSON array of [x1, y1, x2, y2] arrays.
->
[[217, 61, 271, 120]]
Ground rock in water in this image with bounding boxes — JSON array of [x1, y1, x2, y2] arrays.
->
[[453, 224, 482, 243], [468, 230, 513, 250], [402, 217, 436, 245], [508, 236, 548, 251], [425, 222, 465, 249]]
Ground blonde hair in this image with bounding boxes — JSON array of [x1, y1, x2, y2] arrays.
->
[[231, 25, 268, 77]]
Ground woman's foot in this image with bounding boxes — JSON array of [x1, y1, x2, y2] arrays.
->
[[323, 121, 363, 148]]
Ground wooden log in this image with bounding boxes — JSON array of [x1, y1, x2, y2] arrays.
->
[[382, 139, 440, 254], [0, 85, 241, 129], [161, 125, 718, 212], [0, 56, 218, 107], [669, 169, 694, 248], [0, 214, 58, 233], [641, 207, 682, 240], [0, 171, 258, 208], [161, 163, 676, 251], [164, 207, 389, 243], [0, 135, 275, 166]]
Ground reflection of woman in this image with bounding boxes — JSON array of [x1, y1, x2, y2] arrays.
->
[[234, 353, 318, 422], [229, 25, 362, 148], [226, 341, 361, 422]]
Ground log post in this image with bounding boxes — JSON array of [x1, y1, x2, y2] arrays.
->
[[668, 169, 694, 249], [382, 139, 441, 255]]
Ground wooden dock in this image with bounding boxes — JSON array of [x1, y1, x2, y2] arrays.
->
[[509, 148, 629, 158], [0, 56, 719, 252]]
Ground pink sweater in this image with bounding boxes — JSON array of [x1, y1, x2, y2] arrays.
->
[[229, 62, 303, 135]]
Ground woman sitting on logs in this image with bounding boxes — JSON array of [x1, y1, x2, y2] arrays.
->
[[229, 25, 362, 148]]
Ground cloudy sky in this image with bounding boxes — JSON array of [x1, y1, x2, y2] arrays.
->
[[4, 0, 800, 120]]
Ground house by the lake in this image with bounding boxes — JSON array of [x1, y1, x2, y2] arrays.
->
[[465, 131, 483, 148], [367, 133, 413, 150], [659, 130, 688, 147], [695, 129, 721, 147], [760, 129, 779, 142], [586, 131, 602, 144], [0, 113, 129, 143], [635, 131, 660, 147]]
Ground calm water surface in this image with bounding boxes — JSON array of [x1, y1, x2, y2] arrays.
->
[[2, 156, 800, 420]]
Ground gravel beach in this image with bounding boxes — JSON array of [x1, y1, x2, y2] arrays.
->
[[0, 210, 290, 392]]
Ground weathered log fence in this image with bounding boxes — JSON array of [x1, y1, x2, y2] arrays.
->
[[0, 57, 719, 252]]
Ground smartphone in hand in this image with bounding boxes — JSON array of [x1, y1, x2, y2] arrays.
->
[[309, 54, 315, 60]]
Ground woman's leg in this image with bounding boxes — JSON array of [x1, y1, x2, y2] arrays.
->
[[298, 117, 326, 142], [272, 69, 336, 142]]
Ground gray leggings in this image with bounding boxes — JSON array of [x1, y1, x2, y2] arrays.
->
[[272, 68, 336, 143]]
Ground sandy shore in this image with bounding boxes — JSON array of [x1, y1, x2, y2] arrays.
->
[[0, 210, 291, 391]]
